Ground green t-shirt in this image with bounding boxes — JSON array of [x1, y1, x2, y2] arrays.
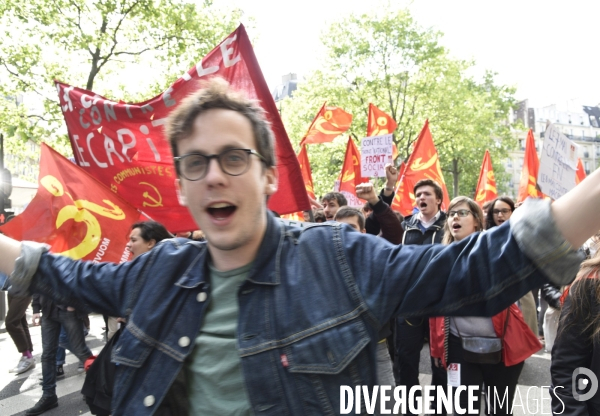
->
[[186, 262, 254, 415]]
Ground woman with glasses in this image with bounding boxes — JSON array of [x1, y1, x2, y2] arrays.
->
[[429, 196, 541, 415], [485, 196, 515, 230], [485, 197, 539, 339]]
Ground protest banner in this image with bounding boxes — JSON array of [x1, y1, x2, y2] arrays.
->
[[56, 24, 309, 232], [360, 134, 393, 177], [538, 123, 578, 200]]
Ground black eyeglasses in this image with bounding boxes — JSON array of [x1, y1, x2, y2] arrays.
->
[[174, 148, 266, 181], [492, 208, 511, 216], [448, 209, 472, 218]]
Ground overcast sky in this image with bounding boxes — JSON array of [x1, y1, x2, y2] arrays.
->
[[221, 0, 600, 109]]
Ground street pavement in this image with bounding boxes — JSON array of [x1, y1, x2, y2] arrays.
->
[[0, 311, 554, 416], [0, 312, 106, 416]]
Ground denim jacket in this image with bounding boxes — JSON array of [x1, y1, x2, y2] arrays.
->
[[8, 199, 583, 415]]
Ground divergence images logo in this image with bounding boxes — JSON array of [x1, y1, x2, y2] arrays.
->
[[572, 367, 598, 401]]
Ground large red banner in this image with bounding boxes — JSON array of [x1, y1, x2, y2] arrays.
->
[[55, 25, 309, 232], [1, 144, 138, 262]]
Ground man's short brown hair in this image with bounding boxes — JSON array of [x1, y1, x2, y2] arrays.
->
[[321, 192, 347, 207], [334, 206, 365, 231], [165, 77, 276, 173]]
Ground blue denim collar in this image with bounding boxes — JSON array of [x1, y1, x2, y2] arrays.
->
[[246, 211, 282, 286], [174, 211, 282, 288]]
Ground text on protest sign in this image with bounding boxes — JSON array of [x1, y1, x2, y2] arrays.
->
[[538, 124, 578, 200], [361, 134, 393, 177]]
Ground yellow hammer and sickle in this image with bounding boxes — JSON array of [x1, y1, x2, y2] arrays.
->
[[323, 110, 333, 120], [305, 183, 314, 193], [411, 154, 438, 171], [487, 171, 495, 181], [313, 118, 344, 135], [476, 189, 486, 201], [352, 155, 359, 166], [485, 184, 497, 193], [140, 181, 163, 207], [40, 175, 126, 260], [342, 170, 355, 182], [377, 116, 388, 127]]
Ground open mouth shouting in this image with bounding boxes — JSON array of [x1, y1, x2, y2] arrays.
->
[[207, 202, 237, 223]]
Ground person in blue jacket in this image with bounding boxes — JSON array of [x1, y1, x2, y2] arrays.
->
[[0, 77, 596, 416]]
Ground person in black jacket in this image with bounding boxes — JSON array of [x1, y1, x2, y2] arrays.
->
[[368, 174, 448, 414], [551, 250, 600, 415]]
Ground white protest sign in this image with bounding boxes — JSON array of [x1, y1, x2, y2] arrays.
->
[[538, 124, 578, 200], [361, 134, 393, 177]]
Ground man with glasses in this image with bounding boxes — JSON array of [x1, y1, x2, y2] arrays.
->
[[0, 78, 597, 415]]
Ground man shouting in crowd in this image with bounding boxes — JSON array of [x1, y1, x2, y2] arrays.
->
[[0, 78, 597, 415]]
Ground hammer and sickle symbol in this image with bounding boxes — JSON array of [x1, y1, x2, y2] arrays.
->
[[140, 181, 163, 207], [40, 175, 126, 260]]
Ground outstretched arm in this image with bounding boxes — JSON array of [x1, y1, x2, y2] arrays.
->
[[552, 167, 600, 248], [0, 234, 25, 276]]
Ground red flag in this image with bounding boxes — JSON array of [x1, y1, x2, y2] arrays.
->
[[55, 25, 309, 233], [0, 144, 139, 262], [367, 103, 397, 137], [391, 120, 450, 215], [576, 158, 587, 184], [517, 129, 542, 203], [336, 137, 369, 206], [297, 145, 316, 200], [391, 161, 406, 211], [474, 150, 498, 207], [300, 102, 352, 146]]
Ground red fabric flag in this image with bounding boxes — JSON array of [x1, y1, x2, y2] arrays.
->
[[0, 144, 139, 262], [390, 120, 450, 215], [474, 150, 498, 207], [517, 129, 542, 203], [575, 158, 587, 184], [367, 103, 397, 137], [300, 103, 352, 146], [297, 145, 316, 200], [336, 137, 369, 206], [55, 25, 309, 232], [391, 161, 406, 211]]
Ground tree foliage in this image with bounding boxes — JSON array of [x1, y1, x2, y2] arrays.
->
[[281, 9, 517, 198], [0, 0, 242, 179]]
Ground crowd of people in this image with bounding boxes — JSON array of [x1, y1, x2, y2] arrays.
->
[[1, 77, 600, 415]]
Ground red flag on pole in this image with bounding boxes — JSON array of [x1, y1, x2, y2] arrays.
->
[[336, 137, 369, 206], [0, 144, 139, 262], [391, 161, 406, 211], [391, 120, 450, 215], [517, 129, 543, 203], [55, 25, 309, 232], [367, 103, 397, 137], [300, 103, 352, 146], [474, 150, 498, 207], [297, 145, 316, 200], [575, 158, 587, 184]]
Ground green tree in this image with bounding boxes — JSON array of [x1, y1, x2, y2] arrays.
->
[[281, 9, 516, 198], [0, 0, 242, 179]]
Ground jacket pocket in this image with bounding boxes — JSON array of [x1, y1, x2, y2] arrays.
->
[[286, 318, 370, 374], [283, 319, 373, 415], [111, 328, 153, 368]]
